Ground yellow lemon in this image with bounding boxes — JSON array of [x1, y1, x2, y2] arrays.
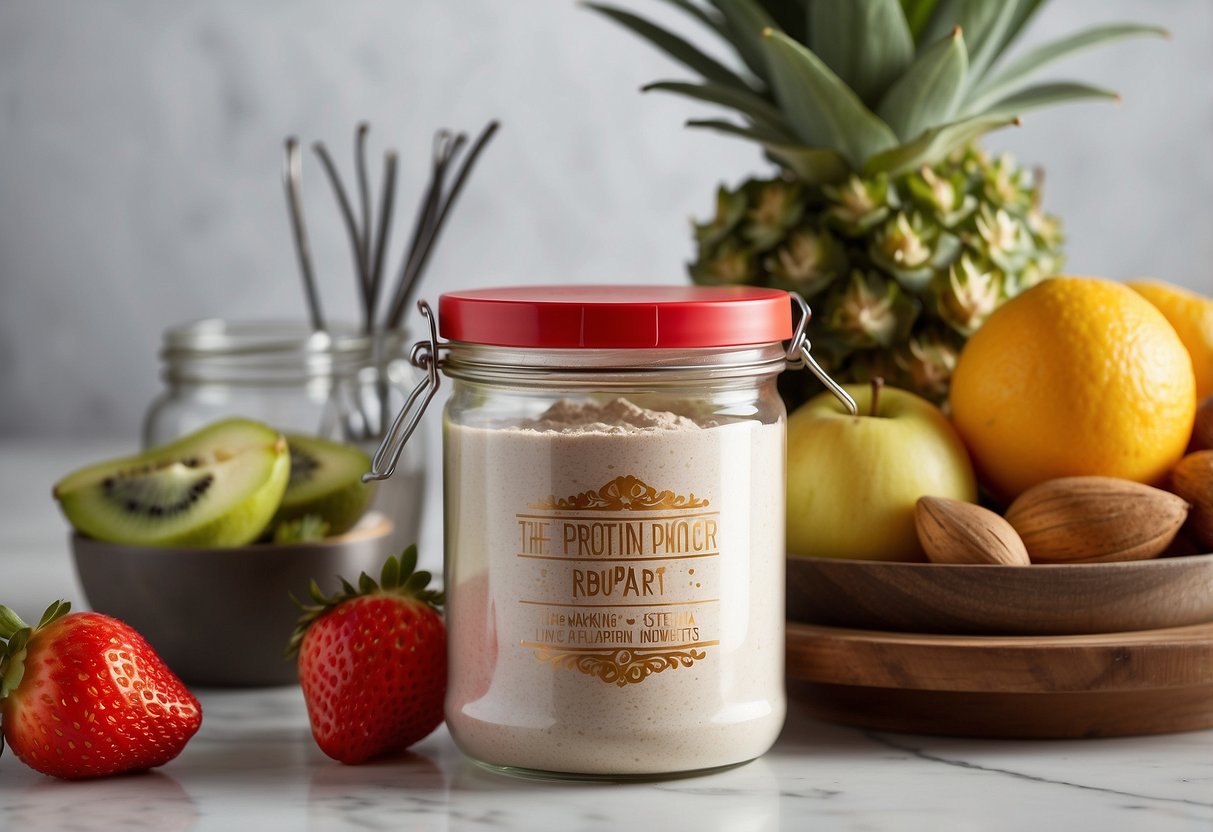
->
[[949, 276, 1196, 503], [1127, 280, 1213, 400]]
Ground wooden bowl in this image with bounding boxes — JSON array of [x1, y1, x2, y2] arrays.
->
[[72, 513, 394, 687], [786, 553, 1213, 636], [787, 621, 1213, 738]]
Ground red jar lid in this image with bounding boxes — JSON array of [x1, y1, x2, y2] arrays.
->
[[438, 285, 793, 349]]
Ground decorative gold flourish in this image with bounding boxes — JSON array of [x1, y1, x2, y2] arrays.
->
[[531, 646, 707, 687], [529, 474, 709, 511]]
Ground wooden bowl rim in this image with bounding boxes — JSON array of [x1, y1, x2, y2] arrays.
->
[[787, 551, 1213, 573]]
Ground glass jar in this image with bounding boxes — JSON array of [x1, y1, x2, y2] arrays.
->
[[143, 320, 426, 554], [371, 286, 854, 779]]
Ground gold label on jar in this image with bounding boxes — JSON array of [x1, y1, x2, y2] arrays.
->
[[515, 474, 720, 686]]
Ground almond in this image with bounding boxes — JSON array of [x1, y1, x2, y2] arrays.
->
[[915, 497, 1030, 566], [1005, 476, 1189, 564], [1170, 451, 1213, 550]]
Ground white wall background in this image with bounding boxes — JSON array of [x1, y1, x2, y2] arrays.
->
[[0, 0, 1210, 439]]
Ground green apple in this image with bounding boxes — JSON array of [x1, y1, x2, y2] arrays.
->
[[787, 381, 977, 561]]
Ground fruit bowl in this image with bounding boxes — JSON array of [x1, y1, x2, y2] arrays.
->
[[786, 552, 1213, 636], [71, 513, 394, 687]]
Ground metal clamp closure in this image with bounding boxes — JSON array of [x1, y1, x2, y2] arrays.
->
[[364, 300, 445, 483], [785, 292, 858, 416]]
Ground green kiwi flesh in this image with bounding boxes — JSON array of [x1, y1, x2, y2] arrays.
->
[[273, 434, 374, 536], [54, 418, 290, 547]]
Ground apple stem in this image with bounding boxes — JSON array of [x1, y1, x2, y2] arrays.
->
[[870, 376, 884, 418]]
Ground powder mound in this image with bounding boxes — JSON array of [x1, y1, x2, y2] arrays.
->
[[517, 398, 705, 433]]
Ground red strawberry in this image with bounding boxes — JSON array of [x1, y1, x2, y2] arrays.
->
[[0, 601, 202, 779], [287, 545, 446, 764]]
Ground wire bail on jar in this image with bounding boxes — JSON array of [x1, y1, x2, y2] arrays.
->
[[785, 293, 859, 416], [363, 292, 857, 482], [364, 300, 445, 483]]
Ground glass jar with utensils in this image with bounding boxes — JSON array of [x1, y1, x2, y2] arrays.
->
[[142, 320, 426, 556], [141, 120, 500, 554]]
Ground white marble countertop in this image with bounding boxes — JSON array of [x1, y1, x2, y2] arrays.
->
[[2, 439, 1212, 831]]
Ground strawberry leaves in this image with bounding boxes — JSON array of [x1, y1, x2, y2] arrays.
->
[[285, 545, 444, 659], [0, 601, 70, 701]]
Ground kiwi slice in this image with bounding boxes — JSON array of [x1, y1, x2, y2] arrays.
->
[[272, 434, 375, 536], [54, 418, 290, 547]]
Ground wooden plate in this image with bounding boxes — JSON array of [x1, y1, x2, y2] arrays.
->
[[787, 553, 1213, 635], [787, 621, 1213, 738]]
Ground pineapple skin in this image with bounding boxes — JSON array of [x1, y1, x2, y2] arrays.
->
[[690, 145, 1064, 408]]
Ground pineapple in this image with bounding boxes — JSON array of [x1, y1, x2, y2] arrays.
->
[[591, 0, 1163, 406]]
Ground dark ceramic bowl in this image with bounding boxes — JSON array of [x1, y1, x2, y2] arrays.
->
[[71, 513, 394, 686]]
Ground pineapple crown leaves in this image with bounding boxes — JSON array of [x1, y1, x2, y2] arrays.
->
[[284, 545, 444, 660], [589, 0, 1167, 182]]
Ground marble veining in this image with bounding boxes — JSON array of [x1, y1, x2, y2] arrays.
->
[[868, 731, 1213, 813]]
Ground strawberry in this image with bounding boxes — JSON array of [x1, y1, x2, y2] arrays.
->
[[287, 545, 446, 764], [0, 600, 202, 779]]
